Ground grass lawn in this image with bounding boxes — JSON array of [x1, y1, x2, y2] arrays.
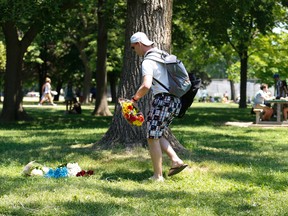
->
[[0, 102, 288, 216]]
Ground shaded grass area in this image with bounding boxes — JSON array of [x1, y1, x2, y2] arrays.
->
[[0, 102, 288, 215]]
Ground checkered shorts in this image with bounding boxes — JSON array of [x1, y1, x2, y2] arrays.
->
[[146, 94, 181, 139]]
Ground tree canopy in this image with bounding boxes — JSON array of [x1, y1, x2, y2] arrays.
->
[[1, 1, 288, 122], [174, 0, 288, 107]]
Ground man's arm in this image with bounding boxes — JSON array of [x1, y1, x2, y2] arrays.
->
[[132, 74, 153, 102]]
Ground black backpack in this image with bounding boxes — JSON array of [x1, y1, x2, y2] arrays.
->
[[177, 73, 201, 118]]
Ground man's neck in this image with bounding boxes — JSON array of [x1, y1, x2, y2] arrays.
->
[[141, 46, 153, 56]]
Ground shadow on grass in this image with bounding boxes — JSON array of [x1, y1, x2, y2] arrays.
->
[[218, 171, 288, 191], [1, 201, 133, 216], [94, 184, 264, 215], [0, 107, 112, 130], [0, 137, 106, 167], [100, 169, 152, 182]]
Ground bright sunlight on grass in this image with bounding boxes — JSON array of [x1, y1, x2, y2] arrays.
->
[[0, 102, 288, 215]]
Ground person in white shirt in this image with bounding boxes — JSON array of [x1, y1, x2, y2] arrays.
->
[[253, 83, 273, 121], [130, 32, 187, 182], [38, 77, 57, 106]]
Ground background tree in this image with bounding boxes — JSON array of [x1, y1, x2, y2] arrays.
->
[[92, 0, 111, 116], [249, 31, 288, 86], [104, 0, 126, 103], [60, 0, 97, 104], [176, 0, 285, 108], [0, 0, 77, 122], [98, 0, 183, 149]]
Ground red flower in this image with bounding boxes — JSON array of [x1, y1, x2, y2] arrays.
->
[[137, 115, 144, 122], [130, 115, 137, 122], [86, 170, 94, 175], [127, 105, 133, 111], [76, 170, 86, 176], [76, 170, 94, 177], [124, 113, 130, 119]]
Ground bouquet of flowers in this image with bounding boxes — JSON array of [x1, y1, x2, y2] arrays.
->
[[119, 98, 145, 126], [22, 161, 50, 176], [22, 161, 93, 178], [45, 162, 82, 178]]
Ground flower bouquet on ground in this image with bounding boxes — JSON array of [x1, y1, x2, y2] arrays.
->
[[22, 161, 94, 178], [22, 161, 50, 176], [119, 98, 145, 126]]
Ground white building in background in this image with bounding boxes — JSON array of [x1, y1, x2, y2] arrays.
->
[[198, 79, 275, 100]]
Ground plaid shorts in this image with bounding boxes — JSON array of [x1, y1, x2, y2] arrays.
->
[[146, 93, 181, 139]]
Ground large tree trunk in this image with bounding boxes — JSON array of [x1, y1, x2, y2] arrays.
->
[[96, 0, 183, 150], [0, 22, 38, 122], [92, 0, 112, 116]]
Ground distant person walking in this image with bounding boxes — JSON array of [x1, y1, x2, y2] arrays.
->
[[38, 77, 57, 106]]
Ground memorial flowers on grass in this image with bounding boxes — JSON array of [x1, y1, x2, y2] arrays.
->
[[22, 161, 93, 178]]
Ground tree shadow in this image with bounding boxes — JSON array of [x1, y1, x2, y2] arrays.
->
[[100, 169, 152, 182]]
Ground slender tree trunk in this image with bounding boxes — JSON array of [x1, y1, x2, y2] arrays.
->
[[81, 53, 93, 104], [239, 50, 248, 108], [92, 0, 112, 116], [108, 73, 117, 103], [38, 43, 48, 101], [74, 42, 93, 104], [96, 0, 183, 150], [230, 80, 235, 101], [0, 22, 38, 122]]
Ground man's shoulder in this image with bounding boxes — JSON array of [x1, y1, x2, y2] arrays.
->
[[144, 48, 165, 64]]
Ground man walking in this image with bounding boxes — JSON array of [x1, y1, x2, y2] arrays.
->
[[130, 32, 187, 182]]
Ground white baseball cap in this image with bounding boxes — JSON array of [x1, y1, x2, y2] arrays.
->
[[130, 32, 154, 46]]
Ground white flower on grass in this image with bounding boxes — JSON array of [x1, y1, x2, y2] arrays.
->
[[22, 161, 36, 176], [42, 166, 50, 174], [30, 168, 44, 176], [66, 163, 81, 177], [22, 161, 49, 176]]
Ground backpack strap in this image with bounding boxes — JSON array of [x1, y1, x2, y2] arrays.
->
[[144, 49, 169, 62], [153, 78, 169, 92], [144, 49, 170, 90]]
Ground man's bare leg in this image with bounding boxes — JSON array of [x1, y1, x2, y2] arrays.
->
[[148, 138, 163, 180], [159, 137, 184, 168]]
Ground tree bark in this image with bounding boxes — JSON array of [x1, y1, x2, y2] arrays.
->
[[230, 80, 235, 101], [239, 50, 248, 108], [96, 0, 183, 150], [92, 0, 112, 116], [108, 72, 118, 103]]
